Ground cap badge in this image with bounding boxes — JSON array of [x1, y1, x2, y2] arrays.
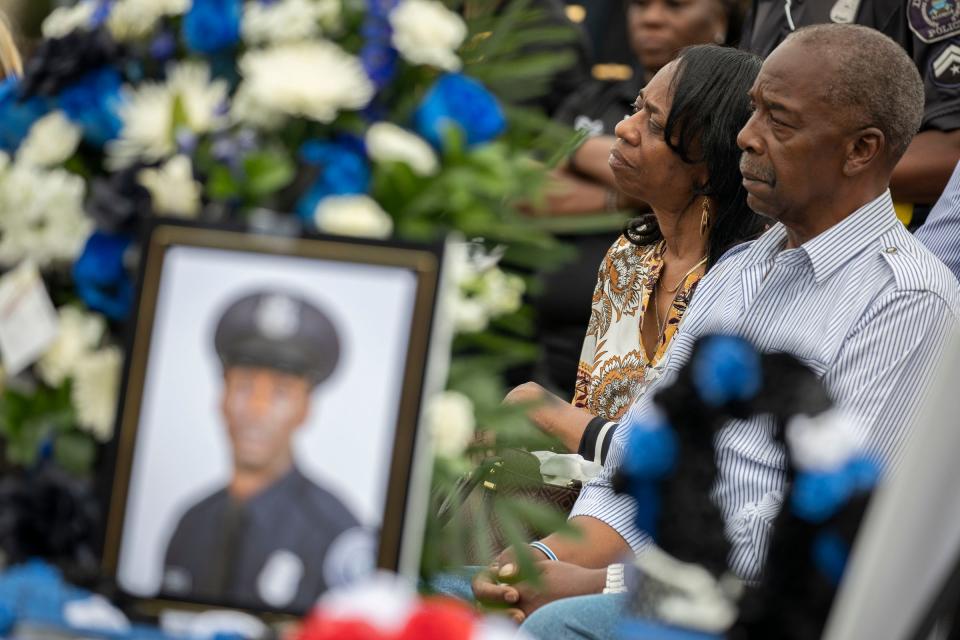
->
[[255, 295, 300, 340]]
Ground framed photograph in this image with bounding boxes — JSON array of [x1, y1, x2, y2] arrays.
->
[[101, 221, 445, 616]]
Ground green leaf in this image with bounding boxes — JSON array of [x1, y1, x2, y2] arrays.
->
[[53, 431, 97, 475], [206, 164, 242, 200], [243, 151, 296, 198]]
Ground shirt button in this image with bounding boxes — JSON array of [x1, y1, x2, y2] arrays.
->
[[885, 247, 898, 254]]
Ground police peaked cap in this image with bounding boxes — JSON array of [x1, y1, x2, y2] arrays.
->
[[214, 291, 341, 386]]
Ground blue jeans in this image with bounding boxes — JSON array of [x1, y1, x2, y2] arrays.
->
[[520, 593, 628, 640]]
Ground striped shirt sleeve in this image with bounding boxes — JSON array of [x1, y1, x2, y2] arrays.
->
[[917, 160, 960, 282]]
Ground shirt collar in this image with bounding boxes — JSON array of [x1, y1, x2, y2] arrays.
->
[[742, 191, 899, 284]]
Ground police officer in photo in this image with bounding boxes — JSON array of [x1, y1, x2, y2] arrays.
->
[[739, 0, 960, 219], [162, 291, 369, 613]]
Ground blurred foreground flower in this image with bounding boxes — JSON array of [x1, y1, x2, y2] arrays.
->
[[297, 573, 524, 640], [137, 155, 202, 217], [366, 122, 438, 177], [71, 345, 122, 442], [0, 154, 91, 268], [314, 195, 393, 239], [37, 307, 106, 387], [17, 111, 82, 168], [389, 0, 467, 72], [242, 0, 341, 45], [233, 41, 374, 127], [425, 391, 476, 459], [415, 74, 506, 148]]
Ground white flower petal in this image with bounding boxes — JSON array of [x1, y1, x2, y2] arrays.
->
[[365, 122, 439, 177], [425, 391, 476, 458], [389, 0, 467, 71], [72, 346, 123, 442], [37, 306, 106, 387], [137, 155, 202, 217], [18, 111, 82, 168], [314, 195, 393, 239], [233, 41, 374, 126], [242, 0, 341, 45]]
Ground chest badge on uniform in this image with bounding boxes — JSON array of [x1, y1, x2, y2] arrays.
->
[[931, 42, 960, 86], [909, 0, 960, 43], [257, 549, 304, 608]]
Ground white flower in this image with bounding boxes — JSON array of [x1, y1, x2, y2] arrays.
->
[[365, 122, 439, 177], [425, 391, 476, 458], [233, 41, 374, 126], [314, 195, 394, 239], [137, 155, 202, 217], [477, 267, 524, 317], [242, 0, 341, 45], [42, 1, 98, 39], [389, 0, 467, 71], [37, 307, 106, 387], [108, 62, 228, 169], [107, 0, 189, 42], [0, 154, 92, 268], [17, 111, 82, 168], [452, 297, 489, 333], [786, 409, 864, 472], [72, 346, 122, 442]]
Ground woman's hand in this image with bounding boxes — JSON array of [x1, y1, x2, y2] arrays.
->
[[504, 381, 594, 453]]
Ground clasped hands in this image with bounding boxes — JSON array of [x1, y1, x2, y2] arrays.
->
[[470, 547, 607, 624]]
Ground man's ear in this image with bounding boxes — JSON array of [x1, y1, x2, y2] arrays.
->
[[843, 127, 885, 177]]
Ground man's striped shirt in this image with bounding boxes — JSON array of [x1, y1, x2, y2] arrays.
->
[[917, 159, 960, 281], [569, 191, 960, 581]]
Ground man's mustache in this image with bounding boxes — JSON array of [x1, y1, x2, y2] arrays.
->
[[739, 155, 776, 185]]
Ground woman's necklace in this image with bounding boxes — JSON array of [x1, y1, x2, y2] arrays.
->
[[659, 255, 708, 294]]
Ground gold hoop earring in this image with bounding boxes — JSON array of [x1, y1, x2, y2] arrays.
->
[[700, 198, 711, 236]]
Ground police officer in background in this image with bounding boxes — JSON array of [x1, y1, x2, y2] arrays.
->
[[162, 291, 368, 613], [739, 0, 960, 218]]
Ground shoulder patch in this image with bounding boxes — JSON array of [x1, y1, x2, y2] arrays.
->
[[930, 40, 960, 87], [909, 0, 960, 43]]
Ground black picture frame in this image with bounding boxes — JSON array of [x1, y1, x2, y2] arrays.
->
[[99, 219, 445, 619]]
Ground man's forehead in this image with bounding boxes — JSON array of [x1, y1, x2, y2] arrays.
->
[[753, 41, 829, 105]]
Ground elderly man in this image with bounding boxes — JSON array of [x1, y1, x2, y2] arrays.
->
[[473, 24, 960, 639]]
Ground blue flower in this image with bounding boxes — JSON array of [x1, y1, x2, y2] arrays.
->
[[295, 138, 371, 225], [0, 77, 49, 152], [621, 414, 678, 480], [414, 74, 507, 149], [691, 335, 763, 407], [791, 456, 879, 523], [59, 67, 124, 146], [812, 530, 849, 585], [73, 232, 135, 321], [360, 0, 400, 91], [183, 0, 241, 54]]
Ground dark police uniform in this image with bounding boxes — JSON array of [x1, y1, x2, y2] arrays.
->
[[740, 0, 960, 150], [161, 291, 368, 613]]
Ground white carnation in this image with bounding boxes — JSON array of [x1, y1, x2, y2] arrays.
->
[[425, 391, 476, 458], [786, 409, 864, 472], [365, 122, 439, 177], [42, 1, 98, 39], [242, 0, 341, 45], [37, 307, 106, 387], [389, 0, 467, 71], [233, 41, 374, 126], [452, 297, 489, 333], [314, 195, 394, 239], [477, 267, 524, 317], [17, 111, 82, 168], [72, 346, 123, 442], [0, 154, 92, 268], [137, 155, 203, 217], [107, 0, 189, 42], [108, 62, 228, 169]]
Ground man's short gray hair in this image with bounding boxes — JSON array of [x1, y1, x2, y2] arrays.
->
[[787, 24, 924, 161]]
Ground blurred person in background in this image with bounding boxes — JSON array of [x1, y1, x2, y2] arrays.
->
[[519, 0, 750, 431], [739, 0, 960, 223]]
